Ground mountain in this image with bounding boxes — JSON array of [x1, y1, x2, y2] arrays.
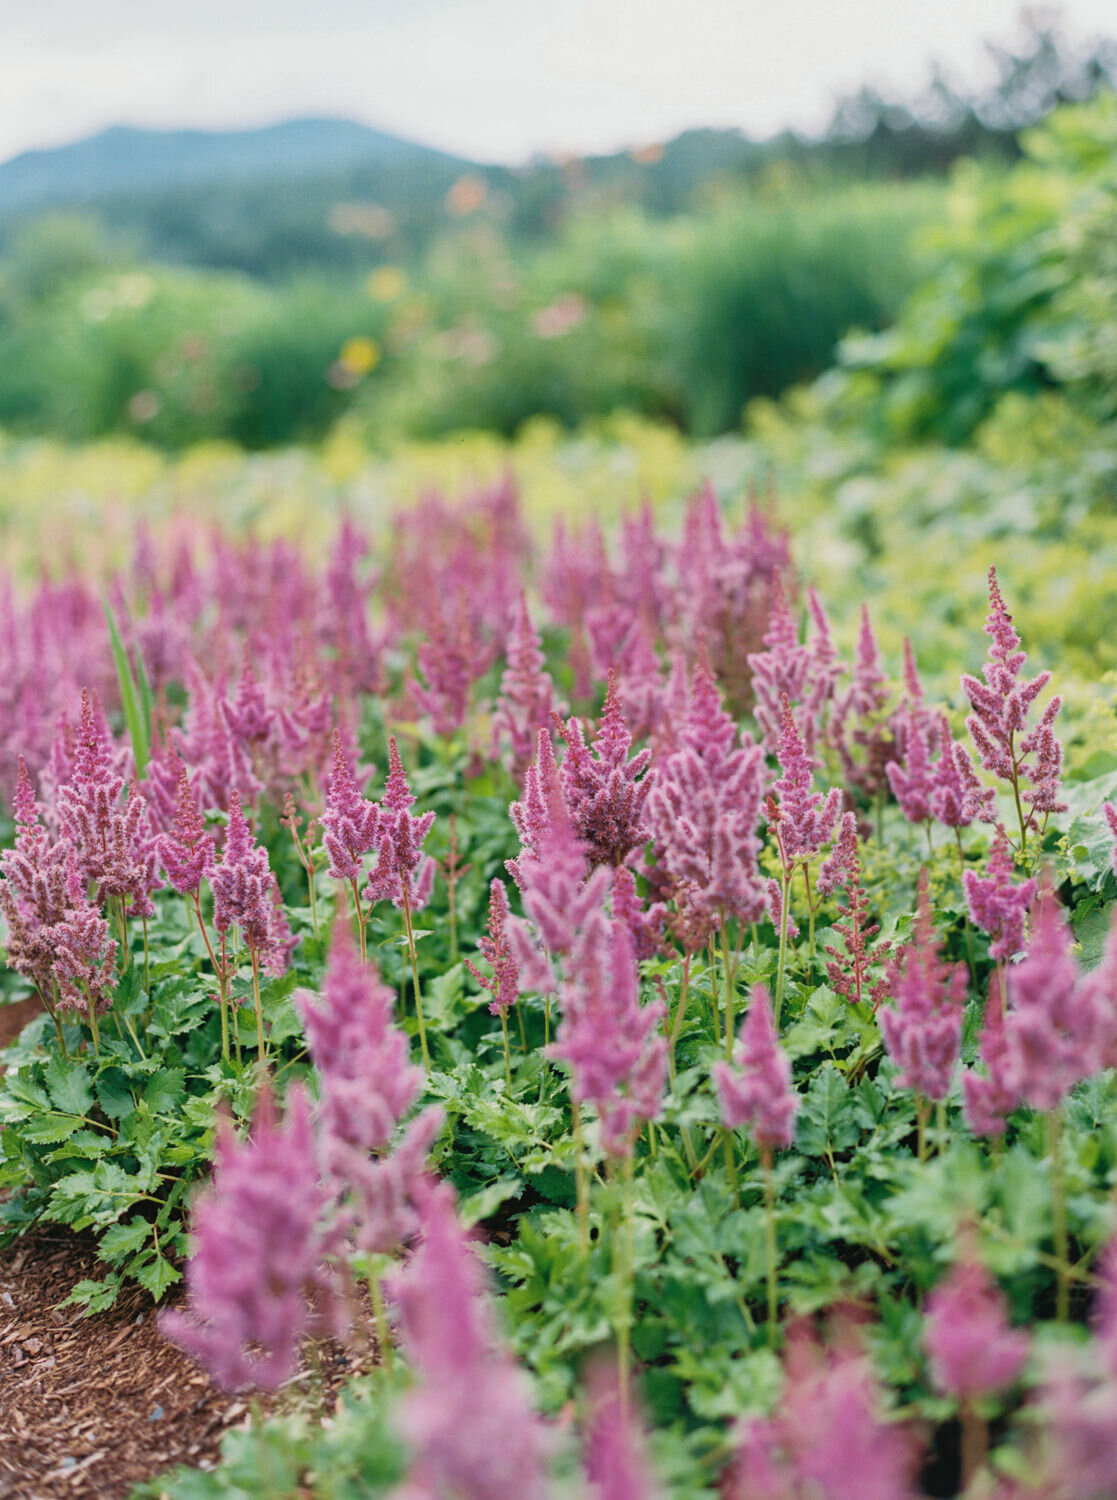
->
[[0, 117, 469, 216]]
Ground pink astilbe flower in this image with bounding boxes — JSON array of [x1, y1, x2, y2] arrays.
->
[[56, 688, 159, 914], [505, 733, 612, 983], [610, 863, 665, 962], [581, 1359, 660, 1500], [156, 761, 215, 897], [1, 760, 119, 1017], [50, 870, 119, 1013], [161, 1085, 338, 1390], [748, 574, 811, 753], [672, 484, 791, 717], [962, 973, 1019, 1138], [363, 738, 436, 914], [821, 814, 892, 1011], [768, 693, 843, 867], [961, 568, 1065, 839], [297, 924, 442, 1255], [616, 617, 666, 744], [964, 828, 1036, 961], [886, 712, 934, 826], [1002, 878, 1095, 1113], [714, 985, 799, 1151], [555, 672, 653, 870], [550, 916, 667, 1158], [644, 643, 767, 946], [924, 1246, 1029, 1400], [802, 585, 846, 752], [413, 589, 492, 738], [831, 605, 895, 801], [490, 594, 558, 778], [210, 790, 291, 976], [723, 1323, 919, 1500], [387, 1178, 551, 1500], [320, 728, 380, 885], [929, 715, 996, 830], [464, 879, 520, 1016], [879, 872, 965, 1099]]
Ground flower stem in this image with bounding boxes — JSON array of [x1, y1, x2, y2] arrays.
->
[[616, 1152, 635, 1415], [400, 887, 430, 1073], [721, 925, 736, 1061], [1050, 1106, 1069, 1321], [774, 870, 792, 1029], [249, 948, 266, 1060], [572, 1103, 589, 1255], [762, 1149, 779, 1347], [500, 1009, 512, 1094], [667, 953, 692, 1082], [960, 1401, 987, 1490], [367, 1257, 394, 1377]]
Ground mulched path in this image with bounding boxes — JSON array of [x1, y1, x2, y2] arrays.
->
[[0, 1001, 368, 1500]]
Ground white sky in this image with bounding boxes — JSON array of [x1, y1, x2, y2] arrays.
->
[[0, 0, 1114, 165]]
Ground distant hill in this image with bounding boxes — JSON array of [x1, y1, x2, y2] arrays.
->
[[0, 117, 469, 216]]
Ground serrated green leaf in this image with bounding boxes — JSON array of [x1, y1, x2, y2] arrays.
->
[[21, 1113, 82, 1144], [98, 1216, 152, 1265], [44, 1055, 94, 1118], [143, 1068, 186, 1116], [459, 1176, 523, 1228], [59, 1276, 122, 1315], [133, 1251, 181, 1300]]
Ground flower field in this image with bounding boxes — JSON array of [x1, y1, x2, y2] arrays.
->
[[1, 92, 1117, 1500], [0, 446, 1116, 1500]]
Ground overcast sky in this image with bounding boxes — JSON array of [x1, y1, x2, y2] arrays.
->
[[1, 0, 1115, 165]]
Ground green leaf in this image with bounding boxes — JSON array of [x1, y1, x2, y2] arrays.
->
[[797, 1063, 861, 1158], [98, 1216, 152, 1266], [142, 1068, 186, 1116], [459, 1176, 523, 1228], [134, 1252, 181, 1301], [102, 596, 150, 776], [59, 1276, 122, 1315], [20, 1113, 83, 1145], [44, 1055, 94, 1118]]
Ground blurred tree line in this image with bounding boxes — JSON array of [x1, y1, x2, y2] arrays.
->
[[0, 17, 1111, 449]]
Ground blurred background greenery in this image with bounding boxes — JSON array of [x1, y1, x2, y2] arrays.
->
[[0, 17, 1112, 453]]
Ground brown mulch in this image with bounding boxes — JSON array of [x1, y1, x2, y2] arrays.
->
[[0, 1223, 371, 1500]]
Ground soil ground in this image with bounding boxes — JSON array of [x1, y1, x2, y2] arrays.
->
[[0, 1000, 365, 1500]]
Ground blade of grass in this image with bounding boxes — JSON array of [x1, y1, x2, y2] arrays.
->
[[102, 598, 150, 777]]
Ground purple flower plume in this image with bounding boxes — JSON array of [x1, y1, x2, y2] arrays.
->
[[464, 878, 521, 1016], [387, 1178, 551, 1500], [1002, 877, 1097, 1113], [581, 1358, 660, 1500], [714, 985, 799, 1151], [964, 827, 1036, 961], [962, 973, 1019, 1138], [924, 1243, 1029, 1401], [491, 593, 558, 778], [157, 760, 215, 897], [297, 923, 442, 1255], [645, 641, 767, 943], [0, 760, 118, 1014], [961, 567, 1066, 835], [321, 727, 380, 884], [879, 872, 966, 1102], [363, 737, 436, 913], [550, 914, 667, 1158], [768, 693, 842, 868], [724, 1322, 919, 1500], [161, 1084, 338, 1390], [555, 671, 653, 870], [210, 790, 292, 975]]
